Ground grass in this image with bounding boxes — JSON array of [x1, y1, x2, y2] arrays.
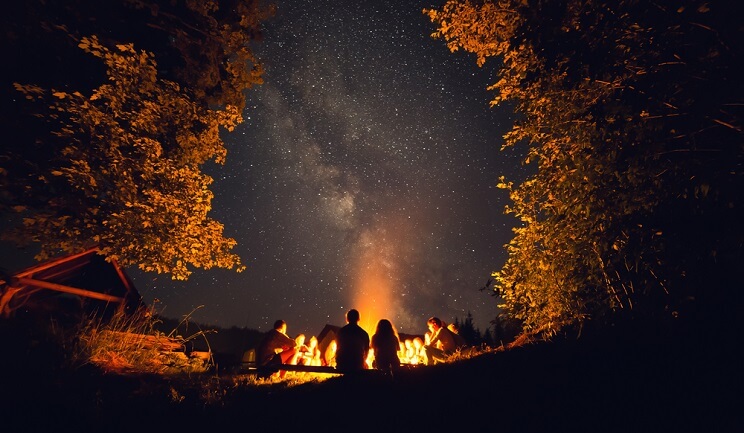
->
[[1, 312, 738, 433], [69, 304, 212, 375]]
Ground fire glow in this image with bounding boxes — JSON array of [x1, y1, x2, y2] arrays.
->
[[351, 235, 396, 336]]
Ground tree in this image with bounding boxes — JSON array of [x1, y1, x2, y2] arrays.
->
[[481, 326, 494, 347], [457, 311, 481, 345], [425, 1, 743, 336], [1, 0, 273, 279], [491, 312, 521, 346]]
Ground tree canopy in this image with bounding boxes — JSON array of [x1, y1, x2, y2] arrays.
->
[[426, 0, 743, 335], [2, 0, 274, 279]]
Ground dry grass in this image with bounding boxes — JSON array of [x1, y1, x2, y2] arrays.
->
[[444, 334, 539, 363], [72, 305, 212, 375]]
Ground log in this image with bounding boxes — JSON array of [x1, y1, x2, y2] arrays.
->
[[247, 363, 342, 375], [99, 330, 184, 352]]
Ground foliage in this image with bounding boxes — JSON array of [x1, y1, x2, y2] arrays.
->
[[425, 1, 743, 335], [122, 0, 272, 112], [1, 0, 273, 279]]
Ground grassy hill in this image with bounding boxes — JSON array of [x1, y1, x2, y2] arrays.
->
[[1, 313, 739, 433]]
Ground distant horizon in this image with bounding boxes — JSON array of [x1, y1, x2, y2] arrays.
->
[[0, 240, 498, 339]]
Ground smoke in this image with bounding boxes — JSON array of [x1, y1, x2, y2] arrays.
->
[[349, 215, 422, 335]]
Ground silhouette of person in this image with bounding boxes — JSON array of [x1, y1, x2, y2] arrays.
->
[[335, 309, 370, 373], [255, 319, 299, 374], [422, 316, 458, 365], [370, 318, 400, 374]]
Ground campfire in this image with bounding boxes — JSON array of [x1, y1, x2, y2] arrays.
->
[[292, 325, 428, 369]]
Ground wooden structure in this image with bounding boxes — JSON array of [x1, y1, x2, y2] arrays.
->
[[0, 246, 142, 318], [317, 323, 341, 360]]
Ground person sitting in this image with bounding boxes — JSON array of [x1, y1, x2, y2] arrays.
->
[[370, 318, 401, 375], [422, 316, 458, 365], [255, 319, 299, 377], [335, 309, 370, 373]]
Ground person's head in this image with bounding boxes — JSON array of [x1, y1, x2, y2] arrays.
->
[[375, 318, 394, 335], [346, 309, 360, 324], [273, 319, 287, 333], [427, 317, 442, 332], [413, 337, 424, 349], [295, 333, 306, 345], [308, 336, 318, 348]]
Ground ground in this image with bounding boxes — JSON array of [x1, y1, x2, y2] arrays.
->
[[1, 317, 740, 433]]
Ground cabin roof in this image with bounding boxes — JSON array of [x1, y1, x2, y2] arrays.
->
[[0, 246, 141, 317]]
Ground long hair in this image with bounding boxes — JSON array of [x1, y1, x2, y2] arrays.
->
[[374, 319, 397, 339], [372, 319, 400, 371]]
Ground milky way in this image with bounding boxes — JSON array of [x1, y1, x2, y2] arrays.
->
[[129, 0, 527, 337]]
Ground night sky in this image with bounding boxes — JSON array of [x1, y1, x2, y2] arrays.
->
[[131, 0, 529, 337], [6, 0, 529, 337]]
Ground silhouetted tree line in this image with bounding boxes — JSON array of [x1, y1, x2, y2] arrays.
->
[[155, 315, 263, 367], [452, 311, 521, 347]]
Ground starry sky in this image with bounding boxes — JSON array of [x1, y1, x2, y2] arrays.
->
[[5, 0, 528, 338], [129, 0, 529, 337]]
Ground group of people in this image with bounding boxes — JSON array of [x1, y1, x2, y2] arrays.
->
[[254, 309, 467, 377], [253, 320, 323, 375]]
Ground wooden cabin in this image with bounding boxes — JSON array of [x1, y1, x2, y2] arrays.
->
[[0, 246, 142, 319]]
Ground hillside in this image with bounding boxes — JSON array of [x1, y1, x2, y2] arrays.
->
[[1, 317, 739, 433]]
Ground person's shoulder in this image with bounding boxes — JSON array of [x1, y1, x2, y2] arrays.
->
[[355, 325, 369, 336]]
